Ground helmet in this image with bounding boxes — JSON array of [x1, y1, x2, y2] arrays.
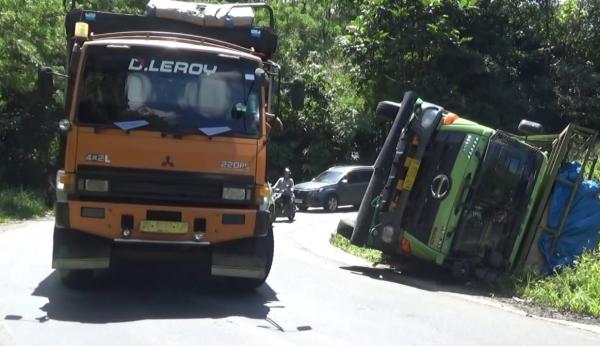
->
[[284, 167, 291, 177]]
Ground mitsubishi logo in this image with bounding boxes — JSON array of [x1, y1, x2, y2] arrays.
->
[[161, 155, 174, 168], [430, 174, 450, 199]]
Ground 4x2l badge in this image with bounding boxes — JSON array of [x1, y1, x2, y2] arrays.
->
[[85, 153, 110, 164]]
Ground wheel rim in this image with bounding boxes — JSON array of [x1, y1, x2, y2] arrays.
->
[[327, 196, 338, 211]]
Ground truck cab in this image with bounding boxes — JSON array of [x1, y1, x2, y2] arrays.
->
[[51, 3, 300, 289], [342, 92, 596, 278]]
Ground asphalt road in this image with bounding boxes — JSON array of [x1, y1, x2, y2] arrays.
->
[[1, 210, 599, 346]]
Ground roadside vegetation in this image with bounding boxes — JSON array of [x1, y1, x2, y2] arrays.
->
[[329, 233, 382, 263], [0, 188, 48, 223], [518, 249, 600, 317]]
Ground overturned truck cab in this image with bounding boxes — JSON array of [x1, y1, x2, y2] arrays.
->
[[339, 91, 597, 278]]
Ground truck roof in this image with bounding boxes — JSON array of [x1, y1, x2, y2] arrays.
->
[[84, 38, 262, 64], [65, 8, 277, 60]]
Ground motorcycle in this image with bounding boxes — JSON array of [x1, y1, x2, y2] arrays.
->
[[270, 188, 296, 222]]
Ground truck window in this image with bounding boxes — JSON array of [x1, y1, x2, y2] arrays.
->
[[452, 131, 545, 262], [77, 45, 262, 137]]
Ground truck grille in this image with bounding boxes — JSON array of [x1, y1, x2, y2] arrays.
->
[[401, 132, 465, 244], [76, 165, 255, 207]]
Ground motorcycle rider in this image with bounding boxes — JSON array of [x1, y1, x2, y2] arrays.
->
[[274, 167, 294, 199]]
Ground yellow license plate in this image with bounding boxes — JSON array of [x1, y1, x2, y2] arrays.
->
[[139, 220, 189, 234], [402, 158, 421, 191]]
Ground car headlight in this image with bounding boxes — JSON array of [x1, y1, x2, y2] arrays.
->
[[78, 179, 109, 192], [223, 187, 250, 201]]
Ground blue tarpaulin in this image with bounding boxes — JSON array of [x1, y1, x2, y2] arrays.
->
[[539, 162, 600, 274]]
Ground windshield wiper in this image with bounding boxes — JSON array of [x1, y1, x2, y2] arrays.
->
[[113, 120, 149, 132], [199, 126, 232, 137]]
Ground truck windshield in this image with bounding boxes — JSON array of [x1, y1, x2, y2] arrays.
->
[[452, 131, 545, 261], [77, 45, 262, 137]]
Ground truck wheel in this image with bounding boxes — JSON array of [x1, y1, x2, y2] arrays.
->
[[324, 195, 338, 212], [225, 224, 274, 291], [59, 269, 95, 289], [269, 204, 276, 223], [337, 218, 355, 240], [451, 260, 471, 280]]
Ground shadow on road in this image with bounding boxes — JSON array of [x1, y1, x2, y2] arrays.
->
[[340, 260, 505, 298], [31, 264, 278, 324]]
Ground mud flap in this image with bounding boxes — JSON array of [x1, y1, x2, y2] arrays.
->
[[52, 227, 112, 270], [211, 223, 273, 280]]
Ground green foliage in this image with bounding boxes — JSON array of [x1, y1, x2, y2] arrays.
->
[[0, 0, 146, 188], [267, 0, 379, 180], [522, 248, 600, 317], [329, 233, 382, 263], [0, 0, 64, 187], [2, 0, 600, 188], [0, 187, 48, 221]]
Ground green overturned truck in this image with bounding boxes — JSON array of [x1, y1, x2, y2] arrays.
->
[[338, 91, 598, 279]]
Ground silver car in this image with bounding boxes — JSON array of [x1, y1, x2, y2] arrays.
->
[[293, 166, 374, 212]]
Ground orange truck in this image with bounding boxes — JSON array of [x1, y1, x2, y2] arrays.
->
[[44, 2, 302, 289]]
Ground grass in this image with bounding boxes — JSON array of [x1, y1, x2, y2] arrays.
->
[[519, 249, 600, 317], [0, 188, 48, 223], [329, 233, 383, 263]]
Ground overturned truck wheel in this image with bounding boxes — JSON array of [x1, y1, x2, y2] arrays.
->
[[337, 218, 356, 240]]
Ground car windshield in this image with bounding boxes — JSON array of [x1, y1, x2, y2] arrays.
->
[[314, 170, 345, 183], [77, 45, 261, 137]]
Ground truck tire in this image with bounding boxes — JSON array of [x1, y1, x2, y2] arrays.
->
[[59, 269, 95, 289], [224, 224, 274, 291], [337, 218, 355, 240], [269, 204, 276, 223]]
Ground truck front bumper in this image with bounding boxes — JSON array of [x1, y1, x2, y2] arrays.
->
[[53, 200, 270, 272]]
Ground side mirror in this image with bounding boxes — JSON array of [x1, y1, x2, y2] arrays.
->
[[290, 79, 305, 111], [376, 101, 402, 122], [518, 119, 544, 135], [255, 67, 268, 88], [341, 178, 348, 184], [37, 67, 55, 99], [232, 102, 248, 119]]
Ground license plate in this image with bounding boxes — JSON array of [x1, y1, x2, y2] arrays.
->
[[139, 220, 188, 234], [402, 158, 421, 191], [295, 198, 303, 204]]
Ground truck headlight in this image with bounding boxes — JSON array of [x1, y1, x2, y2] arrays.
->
[[79, 179, 109, 192], [56, 170, 76, 202], [421, 107, 439, 128], [255, 184, 270, 210], [222, 187, 247, 201], [382, 225, 394, 243]]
